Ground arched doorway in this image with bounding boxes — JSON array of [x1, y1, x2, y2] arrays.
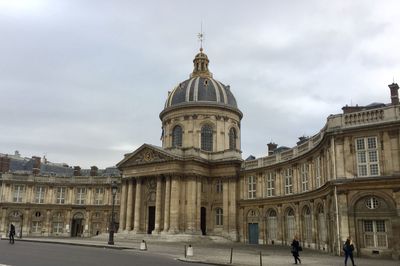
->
[[71, 212, 84, 237], [247, 209, 259, 244]]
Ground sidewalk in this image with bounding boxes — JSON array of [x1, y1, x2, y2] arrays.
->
[[2, 236, 398, 266]]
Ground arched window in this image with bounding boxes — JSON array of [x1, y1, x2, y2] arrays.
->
[[229, 127, 237, 150], [267, 209, 277, 242], [215, 208, 223, 226], [302, 206, 312, 244], [201, 125, 213, 151], [317, 204, 326, 245], [172, 125, 182, 148], [286, 208, 295, 243]]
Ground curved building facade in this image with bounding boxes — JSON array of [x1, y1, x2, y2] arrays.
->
[[117, 49, 400, 260]]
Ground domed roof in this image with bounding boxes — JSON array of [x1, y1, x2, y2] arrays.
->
[[164, 49, 238, 109]]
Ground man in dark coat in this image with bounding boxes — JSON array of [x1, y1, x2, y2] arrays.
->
[[343, 236, 356, 266], [9, 223, 15, 244], [291, 235, 301, 264]]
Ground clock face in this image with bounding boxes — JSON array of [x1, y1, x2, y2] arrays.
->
[[144, 151, 152, 161]]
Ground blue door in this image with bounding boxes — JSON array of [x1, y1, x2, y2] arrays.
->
[[248, 223, 259, 244]]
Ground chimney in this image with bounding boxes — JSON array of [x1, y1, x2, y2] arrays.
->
[[0, 156, 10, 173], [389, 83, 399, 105], [90, 166, 98, 176], [32, 156, 41, 175], [267, 142, 278, 156], [73, 166, 81, 176]]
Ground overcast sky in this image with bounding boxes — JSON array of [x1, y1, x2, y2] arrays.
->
[[1, 0, 399, 168]]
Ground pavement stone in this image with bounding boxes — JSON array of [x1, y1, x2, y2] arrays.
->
[[1, 236, 398, 266]]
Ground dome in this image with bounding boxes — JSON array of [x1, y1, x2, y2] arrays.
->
[[164, 49, 238, 109]]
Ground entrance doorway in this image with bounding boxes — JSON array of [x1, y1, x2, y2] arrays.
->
[[248, 223, 259, 244], [71, 212, 84, 237], [200, 207, 206, 235], [147, 206, 155, 234]]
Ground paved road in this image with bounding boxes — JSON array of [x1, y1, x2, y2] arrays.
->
[[0, 241, 203, 266]]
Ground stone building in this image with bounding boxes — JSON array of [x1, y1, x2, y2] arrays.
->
[[0, 153, 120, 238], [117, 48, 400, 260]]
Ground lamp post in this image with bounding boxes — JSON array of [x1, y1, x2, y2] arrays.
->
[[108, 181, 118, 245]]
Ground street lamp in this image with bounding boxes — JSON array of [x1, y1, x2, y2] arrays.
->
[[108, 181, 118, 245]]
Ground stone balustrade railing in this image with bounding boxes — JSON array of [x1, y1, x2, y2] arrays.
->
[[243, 105, 399, 170]]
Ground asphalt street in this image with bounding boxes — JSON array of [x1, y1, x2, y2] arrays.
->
[[0, 241, 202, 266]]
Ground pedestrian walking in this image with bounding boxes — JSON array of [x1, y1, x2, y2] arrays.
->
[[9, 223, 15, 244], [343, 236, 356, 266], [291, 235, 302, 264]]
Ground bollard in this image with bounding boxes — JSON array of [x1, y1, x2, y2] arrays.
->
[[140, 240, 147, 251], [184, 245, 187, 258], [229, 247, 233, 264], [187, 244, 194, 257], [259, 250, 262, 266]]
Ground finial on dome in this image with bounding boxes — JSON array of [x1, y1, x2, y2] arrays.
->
[[191, 23, 212, 78], [197, 22, 204, 52]]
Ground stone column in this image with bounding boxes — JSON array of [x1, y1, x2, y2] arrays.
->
[[229, 178, 238, 240], [196, 177, 201, 233], [46, 210, 51, 236], [133, 177, 142, 233], [125, 179, 134, 231], [162, 176, 171, 233], [186, 176, 196, 233], [222, 178, 229, 233], [169, 176, 180, 233], [119, 179, 127, 231], [153, 176, 162, 233]]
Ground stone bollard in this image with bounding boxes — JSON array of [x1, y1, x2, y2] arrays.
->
[[140, 240, 147, 251], [187, 244, 193, 257]]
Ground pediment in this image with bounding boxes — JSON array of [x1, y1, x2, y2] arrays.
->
[[117, 144, 177, 168]]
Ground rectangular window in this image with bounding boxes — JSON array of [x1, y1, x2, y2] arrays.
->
[[56, 187, 66, 204], [363, 220, 387, 248], [76, 187, 86, 205], [301, 163, 309, 192], [13, 185, 25, 203], [315, 157, 321, 188], [32, 221, 42, 233], [356, 137, 380, 177], [53, 222, 63, 234], [247, 176, 256, 199], [94, 188, 104, 205], [266, 172, 275, 197], [215, 208, 223, 226], [216, 179, 223, 193], [285, 168, 293, 195], [35, 186, 45, 204]]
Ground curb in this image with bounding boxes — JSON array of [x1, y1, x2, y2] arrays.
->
[[177, 258, 234, 266], [1, 237, 135, 250]]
